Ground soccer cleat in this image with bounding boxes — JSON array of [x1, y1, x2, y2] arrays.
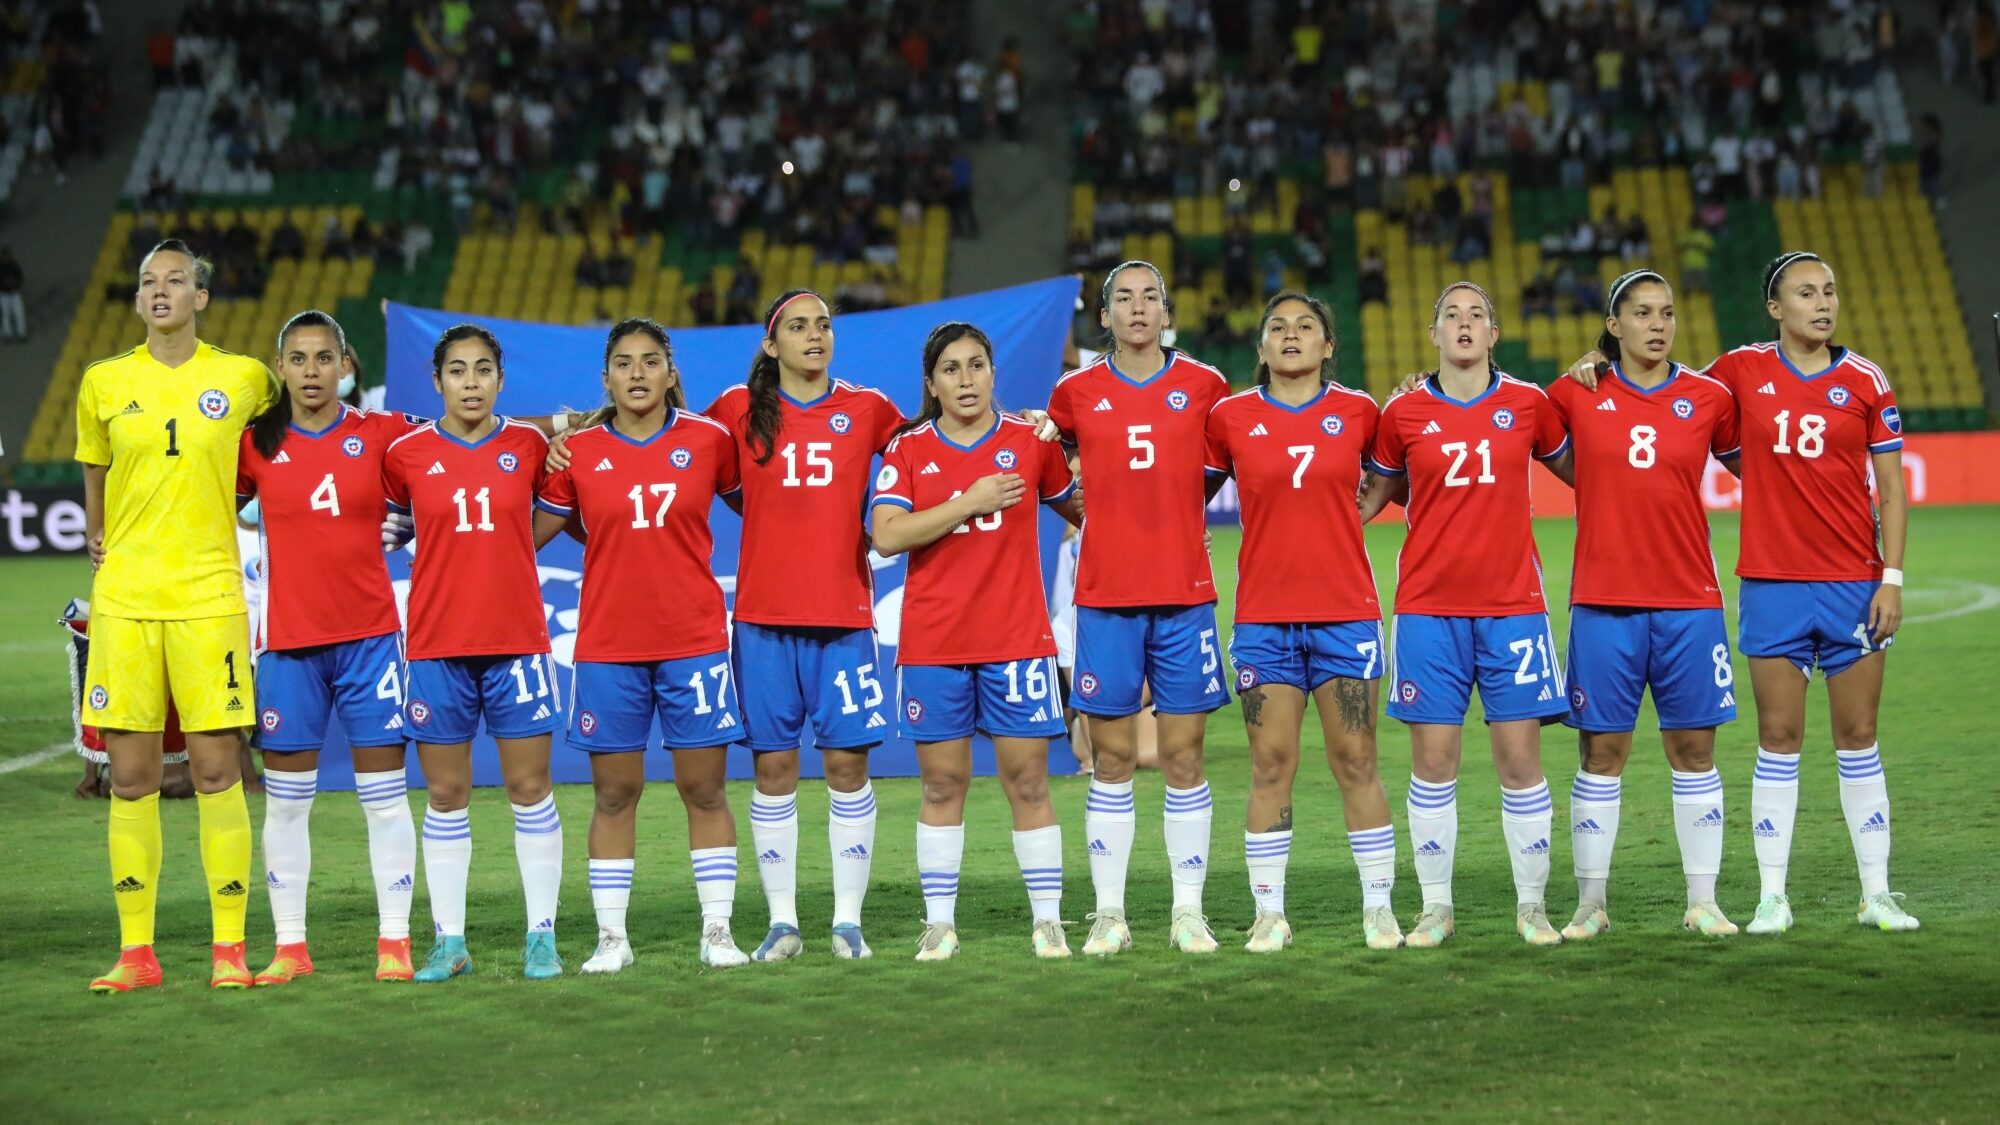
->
[[752, 923, 804, 962], [1404, 904, 1455, 948], [1031, 920, 1071, 959], [1168, 906, 1219, 954], [413, 936, 473, 983], [1746, 893, 1794, 935], [913, 921, 960, 962], [830, 922, 872, 960], [254, 941, 314, 986], [700, 922, 751, 967], [1362, 906, 1405, 950], [89, 946, 163, 993], [375, 936, 414, 982], [1516, 903, 1564, 946], [1561, 903, 1611, 941], [522, 931, 563, 980], [1683, 900, 1739, 936], [210, 941, 254, 988], [1243, 910, 1292, 953], [1856, 892, 1921, 932], [580, 929, 634, 974], [1081, 911, 1132, 956]]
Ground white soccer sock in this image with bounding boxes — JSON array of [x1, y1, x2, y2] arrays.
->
[[588, 858, 634, 937], [916, 822, 964, 925], [421, 806, 471, 939], [1348, 824, 1396, 910], [262, 769, 316, 945], [1670, 767, 1725, 904], [1500, 780, 1555, 906], [749, 789, 799, 929], [1406, 777, 1458, 908], [1837, 745, 1892, 898], [512, 794, 563, 934], [691, 846, 738, 925], [1751, 748, 1800, 898], [1568, 770, 1621, 907], [1012, 825, 1063, 924], [355, 769, 416, 940], [1244, 829, 1291, 915], [1084, 778, 1136, 913], [1163, 781, 1213, 911], [828, 781, 877, 928]]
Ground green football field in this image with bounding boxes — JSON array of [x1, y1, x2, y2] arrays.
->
[[2, 508, 1997, 1121]]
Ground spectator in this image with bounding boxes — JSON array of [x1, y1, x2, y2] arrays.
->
[[1917, 114, 1945, 208], [399, 217, 434, 274], [0, 247, 25, 342], [1861, 124, 1886, 199], [995, 64, 1022, 143], [320, 214, 350, 260], [1522, 270, 1556, 320], [1222, 222, 1253, 301], [1678, 225, 1716, 294], [268, 211, 304, 261], [1976, 3, 1999, 102], [1358, 246, 1388, 306], [574, 245, 603, 289]]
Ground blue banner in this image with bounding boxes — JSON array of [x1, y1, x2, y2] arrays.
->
[[312, 277, 1082, 792]]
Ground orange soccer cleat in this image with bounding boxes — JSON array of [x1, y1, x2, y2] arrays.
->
[[210, 941, 253, 989], [254, 942, 315, 986], [89, 946, 164, 993], [375, 936, 414, 982]]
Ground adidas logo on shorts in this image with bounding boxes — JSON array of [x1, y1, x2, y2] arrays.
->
[[532, 704, 551, 721], [1030, 708, 1047, 722], [865, 713, 886, 729], [227, 696, 243, 711], [717, 713, 737, 729], [1536, 685, 1553, 702]]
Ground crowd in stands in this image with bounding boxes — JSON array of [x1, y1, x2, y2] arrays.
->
[[4, 1, 112, 188]]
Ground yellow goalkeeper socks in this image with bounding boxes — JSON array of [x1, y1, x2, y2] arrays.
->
[[108, 791, 162, 947], [197, 781, 252, 944]]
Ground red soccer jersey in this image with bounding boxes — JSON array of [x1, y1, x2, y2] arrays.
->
[[1548, 364, 1740, 609], [237, 407, 423, 650], [872, 414, 1077, 664], [702, 379, 904, 628], [1204, 383, 1382, 624], [536, 411, 740, 663], [1704, 344, 1902, 582], [1369, 373, 1571, 617], [1045, 350, 1229, 607], [382, 418, 553, 660]]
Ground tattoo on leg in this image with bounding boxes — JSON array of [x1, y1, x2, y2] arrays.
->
[[1265, 805, 1292, 832], [1241, 686, 1266, 727], [1334, 678, 1374, 733]]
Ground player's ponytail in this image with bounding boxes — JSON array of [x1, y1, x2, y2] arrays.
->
[[1595, 269, 1668, 368], [745, 289, 820, 464], [895, 321, 996, 437], [251, 309, 350, 461], [1250, 290, 1338, 387], [573, 317, 684, 432]]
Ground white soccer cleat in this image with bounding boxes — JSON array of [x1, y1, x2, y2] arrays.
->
[[1856, 892, 1921, 932], [699, 922, 750, 968], [830, 922, 873, 960], [1517, 902, 1564, 946], [1746, 893, 1794, 935], [580, 929, 634, 975], [1081, 911, 1131, 956], [1168, 906, 1219, 954], [1683, 900, 1739, 936], [1243, 910, 1292, 954], [751, 923, 804, 962], [913, 921, 960, 962], [1362, 905, 1405, 950], [1404, 903, 1454, 948], [1031, 920, 1071, 959], [1561, 902, 1611, 941]]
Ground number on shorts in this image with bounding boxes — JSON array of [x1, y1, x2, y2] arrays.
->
[[1356, 639, 1380, 679], [1851, 624, 1874, 654], [1286, 444, 1315, 488], [1627, 425, 1658, 469], [376, 661, 404, 706], [1003, 658, 1052, 703], [510, 655, 550, 703], [1199, 628, 1218, 674], [833, 662, 885, 715], [1510, 636, 1553, 684], [1711, 643, 1734, 687], [1442, 439, 1496, 487], [1127, 424, 1155, 469], [1772, 411, 1826, 459], [224, 650, 240, 689], [687, 661, 731, 715]]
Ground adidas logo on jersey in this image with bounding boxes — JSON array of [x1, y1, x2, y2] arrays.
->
[[865, 712, 887, 729], [1248, 423, 1269, 437], [921, 462, 941, 475], [532, 704, 551, 721], [1596, 398, 1618, 412], [1421, 420, 1443, 435], [273, 450, 292, 463], [1093, 398, 1114, 412], [426, 461, 447, 475], [1757, 382, 1777, 395], [121, 400, 144, 416], [594, 458, 615, 472]]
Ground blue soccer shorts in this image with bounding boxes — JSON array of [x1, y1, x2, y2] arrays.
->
[[1387, 612, 1566, 725], [732, 622, 887, 752], [897, 657, 1067, 742], [253, 631, 406, 750], [1071, 603, 1228, 718], [1229, 620, 1386, 694], [1738, 578, 1893, 678], [570, 650, 743, 752], [1564, 606, 1737, 732], [404, 652, 563, 743]]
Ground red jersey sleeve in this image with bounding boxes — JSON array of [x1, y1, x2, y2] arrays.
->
[[1046, 378, 1075, 439], [538, 462, 577, 518], [870, 395, 907, 453], [1039, 437, 1078, 502], [235, 430, 258, 500], [1867, 384, 1905, 453], [1710, 384, 1742, 459], [1203, 400, 1234, 477], [1532, 389, 1570, 461], [1368, 397, 1408, 473], [381, 446, 411, 511], [1545, 377, 1576, 429], [871, 436, 915, 510], [711, 426, 742, 496]]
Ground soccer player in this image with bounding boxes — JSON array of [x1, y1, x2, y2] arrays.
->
[[1359, 281, 1575, 947], [1204, 292, 1402, 952], [702, 290, 906, 960], [77, 239, 277, 991], [1565, 251, 1916, 933], [236, 310, 420, 984], [533, 318, 751, 972], [1044, 260, 1232, 955], [870, 322, 1085, 960], [1544, 272, 1743, 940], [382, 324, 570, 982]]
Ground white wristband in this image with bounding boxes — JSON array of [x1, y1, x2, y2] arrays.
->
[[1880, 567, 1904, 588], [551, 412, 569, 434]]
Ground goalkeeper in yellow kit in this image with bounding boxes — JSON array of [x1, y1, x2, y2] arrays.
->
[[77, 240, 276, 991]]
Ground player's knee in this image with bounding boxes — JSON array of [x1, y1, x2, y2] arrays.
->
[[753, 752, 799, 789], [1578, 741, 1628, 777], [1248, 749, 1296, 792], [920, 769, 968, 808], [110, 777, 161, 801], [426, 782, 470, 811], [503, 776, 552, 806], [596, 779, 644, 817], [1832, 716, 1878, 750], [1757, 720, 1805, 753], [1325, 745, 1379, 790], [823, 755, 871, 792], [674, 776, 725, 814]]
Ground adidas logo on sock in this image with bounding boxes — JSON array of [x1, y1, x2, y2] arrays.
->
[[1422, 420, 1442, 435], [1753, 817, 1779, 838], [1416, 840, 1444, 855], [1536, 685, 1552, 702], [531, 918, 554, 932], [758, 849, 784, 864], [865, 713, 886, 729], [426, 461, 447, 475], [1175, 854, 1205, 870], [273, 450, 292, 463], [1596, 398, 1618, 411], [1757, 381, 1777, 395], [266, 871, 284, 887], [594, 457, 615, 472], [532, 704, 551, 720], [1574, 818, 1604, 835], [1694, 807, 1724, 827], [121, 400, 144, 416], [920, 461, 941, 475], [838, 844, 870, 860], [1093, 398, 1114, 412], [114, 876, 146, 893], [218, 880, 248, 897], [1248, 423, 1269, 436], [390, 874, 414, 890], [1521, 838, 1550, 856], [1088, 838, 1109, 856], [1860, 810, 1888, 833]]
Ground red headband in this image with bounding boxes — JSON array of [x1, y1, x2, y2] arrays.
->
[[766, 291, 822, 336]]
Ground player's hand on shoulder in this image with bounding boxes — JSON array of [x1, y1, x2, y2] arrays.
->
[[1020, 408, 1062, 442], [962, 472, 1026, 515], [545, 432, 574, 473], [1566, 350, 1609, 388], [1392, 371, 1427, 397]]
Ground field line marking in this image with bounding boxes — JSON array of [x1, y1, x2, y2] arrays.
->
[[1906, 581, 2000, 625], [0, 744, 69, 774]]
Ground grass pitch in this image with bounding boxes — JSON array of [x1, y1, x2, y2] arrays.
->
[[1, 508, 1997, 1121]]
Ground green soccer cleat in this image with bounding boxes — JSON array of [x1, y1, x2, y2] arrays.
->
[[1168, 906, 1219, 954], [1362, 906, 1405, 950], [522, 931, 563, 980], [1561, 902, 1611, 941], [1517, 903, 1564, 946], [1746, 893, 1794, 935], [1081, 911, 1131, 957], [1030, 920, 1071, 959], [1856, 892, 1921, 932], [1404, 904, 1454, 949], [413, 936, 473, 983], [1243, 910, 1292, 954], [1683, 900, 1739, 936], [913, 921, 959, 962]]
